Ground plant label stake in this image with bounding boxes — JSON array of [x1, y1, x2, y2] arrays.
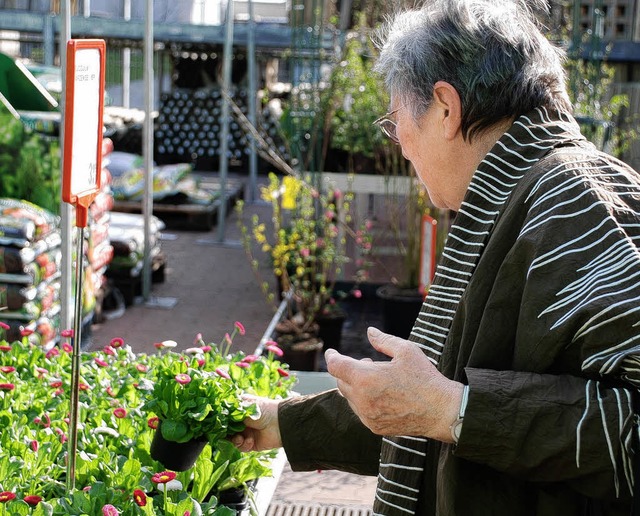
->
[[61, 39, 106, 491], [419, 215, 438, 296]]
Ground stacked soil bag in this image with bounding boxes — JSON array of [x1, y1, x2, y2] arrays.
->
[[0, 199, 62, 348]]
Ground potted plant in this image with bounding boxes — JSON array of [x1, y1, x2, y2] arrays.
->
[[144, 358, 257, 471], [317, 19, 447, 339], [373, 172, 445, 338], [236, 172, 373, 366]]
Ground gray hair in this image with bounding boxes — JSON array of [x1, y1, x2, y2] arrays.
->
[[373, 0, 572, 141]]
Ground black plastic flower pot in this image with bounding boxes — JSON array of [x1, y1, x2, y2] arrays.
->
[[376, 284, 425, 340], [150, 424, 208, 472], [219, 487, 246, 507], [315, 310, 347, 352]]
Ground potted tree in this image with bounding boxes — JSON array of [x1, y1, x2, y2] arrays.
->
[[318, 19, 447, 339], [236, 172, 373, 367], [374, 170, 445, 338]]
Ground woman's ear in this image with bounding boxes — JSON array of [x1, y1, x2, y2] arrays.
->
[[432, 81, 462, 140]]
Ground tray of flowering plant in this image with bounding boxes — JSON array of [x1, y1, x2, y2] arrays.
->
[[0, 320, 295, 515]]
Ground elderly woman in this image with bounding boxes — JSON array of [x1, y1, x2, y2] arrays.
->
[[233, 1, 640, 514]]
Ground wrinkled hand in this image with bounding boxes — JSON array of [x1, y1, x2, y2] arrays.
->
[[230, 396, 282, 452], [325, 327, 463, 442]]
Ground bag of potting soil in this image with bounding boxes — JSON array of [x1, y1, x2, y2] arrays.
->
[[108, 222, 161, 258], [0, 199, 60, 246], [88, 213, 111, 250], [0, 246, 61, 285], [87, 241, 114, 272], [0, 276, 60, 318], [171, 176, 218, 205], [108, 211, 165, 232], [111, 163, 192, 201], [90, 190, 115, 221]]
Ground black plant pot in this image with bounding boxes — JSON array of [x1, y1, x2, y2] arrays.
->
[[150, 424, 208, 472], [203, 479, 257, 509], [274, 319, 324, 371], [315, 310, 347, 352], [376, 284, 425, 340], [282, 338, 323, 371]]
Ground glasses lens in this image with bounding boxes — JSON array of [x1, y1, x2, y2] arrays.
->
[[379, 119, 398, 144]]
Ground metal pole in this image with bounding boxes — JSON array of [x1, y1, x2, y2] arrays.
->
[[339, 0, 352, 32], [142, 0, 154, 300], [43, 15, 54, 66], [66, 227, 85, 491], [122, 0, 132, 108], [247, 0, 258, 203], [60, 0, 73, 344], [216, 0, 234, 242]]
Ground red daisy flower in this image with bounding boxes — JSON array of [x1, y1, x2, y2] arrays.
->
[[0, 366, 15, 373], [23, 495, 42, 506], [102, 504, 118, 516], [175, 373, 191, 385], [147, 416, 159, 429], [215, 368, 231, 380], [133, 489, 147, 507], [266, 344, 284, 357], [277, 368, 290, 377], [60, 329, 74, 338], [113, 408, 127, 418], [109, 337, 124, 348], [0, 383, 15, 391], [234, 321, 246, 335], [0, 491, 16, 502], [151, 471, 177, 484], [45, 348, 60, 359]]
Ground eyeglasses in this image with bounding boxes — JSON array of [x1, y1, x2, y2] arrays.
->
[[374, 107, 401, 144]]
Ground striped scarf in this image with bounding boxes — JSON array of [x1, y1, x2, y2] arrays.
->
[[372, 107, 586, 515]]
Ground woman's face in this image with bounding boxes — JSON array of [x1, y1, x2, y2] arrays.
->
[[393, 102, 452, 209]]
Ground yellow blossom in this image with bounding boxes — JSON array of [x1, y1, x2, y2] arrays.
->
[[282, 176, 301, 210]]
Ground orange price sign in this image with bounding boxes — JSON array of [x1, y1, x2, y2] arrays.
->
[[62, 39, 106, 228], [419, 214, 438, 295]]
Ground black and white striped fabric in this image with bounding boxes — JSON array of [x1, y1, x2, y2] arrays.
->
[[372, 107, 640, 515]]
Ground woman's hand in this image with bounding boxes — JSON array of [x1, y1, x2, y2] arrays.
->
[[326, 327, 463, 443], [230, 396, 283, 452]]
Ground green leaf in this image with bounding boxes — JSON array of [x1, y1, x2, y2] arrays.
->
[[161, 419, 189, 442]]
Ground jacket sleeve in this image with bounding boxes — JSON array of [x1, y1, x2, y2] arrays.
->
[[278, 388, 382, 476], [455, 367, 637, 501]]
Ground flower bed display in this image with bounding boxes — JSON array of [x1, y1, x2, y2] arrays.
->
[[0, 321, 295, 515]]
